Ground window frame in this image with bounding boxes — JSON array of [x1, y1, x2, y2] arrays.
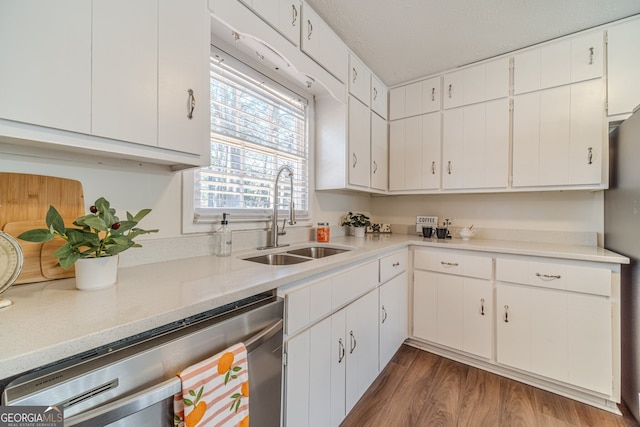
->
[[182, 43, 315, 234]]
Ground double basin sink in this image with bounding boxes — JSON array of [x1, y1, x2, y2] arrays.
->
[[243, 246, 350, 265]]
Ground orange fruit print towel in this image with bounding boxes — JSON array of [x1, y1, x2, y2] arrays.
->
[[174, 343, 249, 427]]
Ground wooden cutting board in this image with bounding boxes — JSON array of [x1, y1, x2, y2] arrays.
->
[[0, 173, 84, 284]]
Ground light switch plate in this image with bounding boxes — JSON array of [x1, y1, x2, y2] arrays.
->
[[416, 216, 438, 233]]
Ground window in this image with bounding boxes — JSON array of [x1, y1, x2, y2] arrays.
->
[[184, 46, 310, 231]]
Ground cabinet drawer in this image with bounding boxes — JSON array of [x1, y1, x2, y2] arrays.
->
[[496, 258, 611, 296], [414, 249, 491, 279], [285, 277, 332, 334], [379, 250, 408, 283], [332, 260, 378, 309]]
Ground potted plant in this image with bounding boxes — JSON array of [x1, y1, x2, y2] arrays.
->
[[340, 212, 371, 237], [18, 197, 158, 290]]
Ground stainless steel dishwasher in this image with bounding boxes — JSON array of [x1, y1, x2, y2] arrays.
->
[[1, 292, 283, 427]]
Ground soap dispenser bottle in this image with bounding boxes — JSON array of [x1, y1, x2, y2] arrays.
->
[[215, 213, 232, 257]]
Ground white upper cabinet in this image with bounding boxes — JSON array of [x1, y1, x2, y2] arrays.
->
[[370, 75, 388, 119], [93, 0, 159, 146], [514, 31, 603, 94], [607, 17, 640, 116], [370, 112, 388, 191], [252, 0, 301, 46], [301, 3, 348, 82], [158, 0, 209, 157], [443, 57, 509, 109], [347, 96, 371, 188], [389, 76, 440, 120], [349, 54, 371, 106], [0, 0, 91, 134]]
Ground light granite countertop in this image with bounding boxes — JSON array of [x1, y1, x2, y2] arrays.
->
[[0, 234, 629, 381]]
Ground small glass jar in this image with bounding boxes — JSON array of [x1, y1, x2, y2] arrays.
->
[[317, 222, 330, 242]]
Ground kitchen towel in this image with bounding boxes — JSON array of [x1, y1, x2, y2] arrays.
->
[[174, 343, 249, 427]]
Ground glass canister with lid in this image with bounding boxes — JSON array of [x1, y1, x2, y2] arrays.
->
[[317, 222, 330, 242]]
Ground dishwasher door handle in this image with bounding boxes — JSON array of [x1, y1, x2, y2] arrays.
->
[[245, 319, 283, 352], [65, 377, 182, 426]]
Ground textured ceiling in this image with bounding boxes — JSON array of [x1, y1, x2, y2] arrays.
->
[[304, 0, 640, 87]]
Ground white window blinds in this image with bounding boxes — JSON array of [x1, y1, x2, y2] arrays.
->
[[194, 47, 309, 220]]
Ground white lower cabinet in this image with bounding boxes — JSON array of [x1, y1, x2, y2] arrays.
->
[[282, 252, 408, 426], [496, 257, 613, 395]]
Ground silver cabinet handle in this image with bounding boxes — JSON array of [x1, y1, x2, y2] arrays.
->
[[349, 331, 357, 354], [480, 298, 485, 316], [381, 305, 388, 324], [536, 272, 561, 280], [352, 67, 357, 83], [352, 152, 358, 168], [440, 261, 459, 267], [373, 160, 378, 174], [432, 87, 436, 102], [187, 89, 195, 119], [589, 47, 594, 65], [373, 87, 378, 100], [291, 4, 298, 26], [431, 161, 436, 174], [448, 84, 453, 99], [448, 161, 452, 174], [246, 319, 283, 352], [307, 19, 313, 40], [588, 147, 593, 164], [504, 305, 510, 323], [338, 338, 345, 363]]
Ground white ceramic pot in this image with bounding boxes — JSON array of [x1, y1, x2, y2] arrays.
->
[[74, 256, 119, 290], [352, 226, 366, 237]]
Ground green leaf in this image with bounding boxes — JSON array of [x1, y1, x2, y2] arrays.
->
[[188, 390, 196, 397], [46, 205, 66, 235], [129, 208, 152, 223], [195, 386, 203, 401], [232, 366, 242, 372], [58, 252, 81, 270], [16, 229, 53, 243], [183, 398, 193, 406], [83, 216, 109, 232]]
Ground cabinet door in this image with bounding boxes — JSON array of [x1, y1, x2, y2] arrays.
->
[[349, 54, 370, 106], [607, 18, 640, 116], [0, 0, 91, 133], [484, 98, 510, 188], [285, 331, 310, 427], [540, 39, 571, 90], [463, 278, 492, 359], [389, 86, 406, 120], [389, 119, 406, 191], [570, 31, 603, 83], [371, 75, 388, 119], [413, 270, 438, 342], [529, 288, 569, 382], [347, 96, 371, 188], [514, 48, 541, 95], [513, 91, 541, 186], [371, 112, 388, 191], [569, 79, 603, 185], [442, 108, 464, 189], [496, 284, 531, 372], [539, 86, 571, 186], [330, 309, 346, 427], [158, 0, 209, 156], [253, 0, 301, 46], [436, 274, 464, 349], [462, 63, 486, 106], [422, 77, 441, 114], [345, 290, 379, 413], [92, 0, 158, 146], [422, 112, 441, 190], [443, 70, 464, 109], [300, 3, 348, 82], [567, 293, 612, 394], [379, 272, 408, 369], [309, 318, 333, 427]]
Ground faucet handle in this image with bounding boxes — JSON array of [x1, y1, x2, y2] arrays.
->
[[278, 218, 287, 236]]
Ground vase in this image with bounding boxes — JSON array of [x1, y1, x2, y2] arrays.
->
[[352, 226, 366, 237], [74, 256, 119, 290]]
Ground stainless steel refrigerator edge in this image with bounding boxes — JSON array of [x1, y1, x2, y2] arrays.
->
[[605, 105, 640, 425]]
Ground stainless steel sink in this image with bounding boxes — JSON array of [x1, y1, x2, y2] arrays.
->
[[286, 246, 350, 258], [243, 253, 311, 265]]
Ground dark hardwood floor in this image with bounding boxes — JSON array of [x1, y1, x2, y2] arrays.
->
[[341, 345, 639, 427]]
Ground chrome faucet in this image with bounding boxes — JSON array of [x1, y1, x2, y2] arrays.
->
[[258, 165, 296, 249]]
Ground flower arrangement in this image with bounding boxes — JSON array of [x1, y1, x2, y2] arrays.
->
[[340, 212, 371, 228], [18, 197, 158, 269]]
